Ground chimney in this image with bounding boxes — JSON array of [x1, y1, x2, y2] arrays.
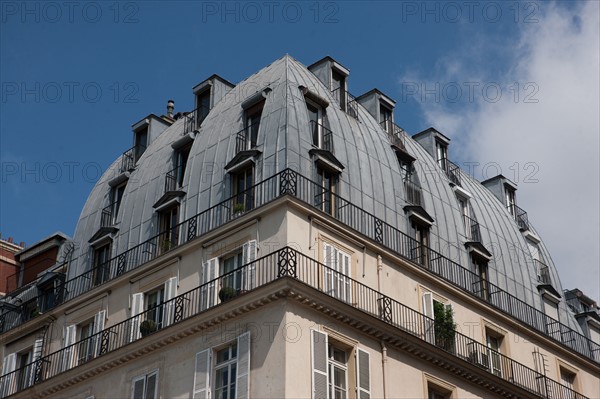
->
[[167, 100, 175, 118], [8, 236, 13, 243], [19, 242, 25, 248]]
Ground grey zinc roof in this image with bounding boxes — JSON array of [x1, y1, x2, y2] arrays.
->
[[70, 55, 583, 335]]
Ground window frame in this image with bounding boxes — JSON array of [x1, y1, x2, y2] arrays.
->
[[134, 127, 148, 162], [321, 240, 352, 303], [158, 204, 180, 252], [213, 342, 238, 399], [315, 166, 337, 216], [232, 165, 254, 213], [131, 369, 159, 399], [92, 242, 111, 286], [244, 101, 264, 150]]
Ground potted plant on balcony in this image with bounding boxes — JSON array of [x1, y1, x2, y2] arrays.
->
[[160, 239, 173, 253], [219, 286, 238, 303], [140, 319, 157, 337], [434, 302, 456, 352], [233, 203, 245, 217]]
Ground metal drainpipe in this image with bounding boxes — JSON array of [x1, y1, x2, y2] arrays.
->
[[377, 255, 383, 292], [381, 341, 388, 399]]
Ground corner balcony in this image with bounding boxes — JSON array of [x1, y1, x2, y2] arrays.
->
[[0, 248, 588, 399], [2, 170, 598, 365]]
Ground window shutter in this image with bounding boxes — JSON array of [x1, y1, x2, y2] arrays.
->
[[323, 244, 334, 294], [201, 258, 218, 310], [28, 338, 44, 386], [311, 330, 328, 399], [356, 348, 371, 399], [93, 310, 106, 356], [2, 353, 16, 397], [63, 324, 76, 371], [242, 240, 257, 290], [163, 277, 178, 327], [132, 375, 145, 399], [422, 292, 435, 344], [193, 349, 211, 399], [236, 332, 251, 399], [130, 293, 144, 342], [340, 250, 351, 303]]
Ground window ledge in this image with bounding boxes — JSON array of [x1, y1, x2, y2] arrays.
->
[[538, 285, 562, 303], [153, 194, 184, 212], [88, 227, 118, 245], [403, 205, 434, 227], [225, 150, 261, 173], [309, 148, 344, 174]]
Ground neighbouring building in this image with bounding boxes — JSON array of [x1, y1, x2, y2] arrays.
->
[[1, 55, 598, 399], [0, 236, 24, 297]]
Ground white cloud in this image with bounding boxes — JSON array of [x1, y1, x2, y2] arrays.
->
[[406, 2, 600, 300]]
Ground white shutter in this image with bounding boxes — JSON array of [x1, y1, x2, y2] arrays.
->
[[2, 353, 16, 397], [356, 348, 370, 399], [201, 258, 218, 310], [93, 310, 106, 356], [132, 375, 145, 399], [311, 330, 328, 399], [323, 244, 334, 295], [63, 324, 76, 371], [242, 240, 257, 291], [163, 277, 178, 327], [340, 250, 351, 303], [422, 292, 435, 344], [236, 332, 251, 399], [193, 349, 211, 399], [130, 293, 144, 342], [27, 338, 44, 386]]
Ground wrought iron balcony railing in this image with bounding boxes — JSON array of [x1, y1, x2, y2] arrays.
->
[[1, 170, 598, 365], [404, 179, 422, 206], [331, 87, 359, 120], [310, 120, 334, 153], [119, 144, 147, 173], [438, 157, 461, 186], [235, 122, 260, 154], [535, 260, 552, 285], [464, 215, 482, 242], [100, 202, 116, 227], [379, 120, 406, 150], [508, 204, 530, 231], [181, 105, 210, 135], [0, 248, 588, 399], [164, 168, 179, 193]]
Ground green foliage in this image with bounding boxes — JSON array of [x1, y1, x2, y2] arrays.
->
[[219, 286, 238, 302], [233, 203, 245, 214], [140, 319, 157, 336], [434, 301, 456, 351]]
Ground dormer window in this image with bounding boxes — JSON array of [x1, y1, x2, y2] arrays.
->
[[332, 69, 346, 109], [244, 101, 264, 150], [175, 144, 191, 188], [134, 126, 148, 162], [505, 186, 516, 216], [195, 88, 211, 126], [435, 139, 448, 171], [380, 103, 393, 131]]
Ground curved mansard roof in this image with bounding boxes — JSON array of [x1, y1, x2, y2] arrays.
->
[[71, 55, 581, 334]]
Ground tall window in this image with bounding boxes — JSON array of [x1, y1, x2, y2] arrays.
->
[[214, 343, 238, 399], [307, 100, 325, 148], [380, 104, 393, 131], [92, 243, 111, 286], [132, 370, 159, 399], [560, 367, 577, 399], [233, 166, 254, 213], [458, 197, 469, 237], [328, 345, 348, 399], [244, 101, 264, 150], [146, 287, 165, 330], [159, 205, 179, 252], [473, 258, 489, 300], [134, 127, 148, 162], [486, 332, 503, 376], [16, 349, 33, 390], [176, 145, 192, 187], [323, 243, 351, 303], [505, 187, 516, 216], [78, 320, 95, 364], [221, 251, 244, 294], [428, 384, 451, 399], [332, 70, 346, 109], [196, 89, 211, 126], [111, 183, 126, 223], [411, 221, 429, 266], [315, 167, 336, 215], [435, 140, 447, 171]]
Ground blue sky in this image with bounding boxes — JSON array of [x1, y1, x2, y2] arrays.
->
[[1, 1, 598, 299]]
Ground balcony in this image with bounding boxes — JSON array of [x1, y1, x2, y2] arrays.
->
[[464, 215, 482, 242], [181, 105, 210, 135], [0, 247, 588, 399], [439, 157, 462, 186], [2, 169, 598, 366], [535, 260, 552, 285], [331, 87, 359, 120], [164, 168, 179, 193], [379, 120, 406, 150], [119, 144, 146, 173], [100, 202, 117, 227], [508, 204, 529, 231], [310, 120, 334, 153], [404, 179, 423, 206], [235, 122, 259, 154]]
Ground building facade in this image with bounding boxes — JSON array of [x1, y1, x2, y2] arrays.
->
[[0, 236, 24, 297], [1, 55, 599, 399]]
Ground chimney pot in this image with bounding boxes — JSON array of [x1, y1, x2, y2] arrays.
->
[[8, 237, 13, 243], [167, 100, 175, 118]]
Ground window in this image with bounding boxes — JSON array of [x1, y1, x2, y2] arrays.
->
[[435, 140, 448, 171], [193, 333, 251, 399], [175, 145, 192, 187], [132, 369, 159, 399], [134, 127, 148, 162], [422, 292, 454, 349], [323, 242, 351, 303], [159, 205, 179, 252], [111, 183, 126, 224], [78, 320, 95, 364], [379, 104, 393, 131], [458, 197, 469, 237], [332, 70, 346, 109], [311, 330, 370, 399], [560, 367, 577, 399], [315, 167, 337, 215], [222, 251, 244, 293], [214, 343, 237, 399], [232, 165, 254, 213], [411, 221, 429, 266], [505, 187, 516, 216], [473, 258, 489, 300], [486, 331, 503, 376], [92, 243, 111, 286], [244, 101, 264, 150], [196, 89, 211, 126], [146, 287, 165, 330], [16, 349, 33, 390], [308, 100, 327, 150], [428, 385, 451, 399]]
